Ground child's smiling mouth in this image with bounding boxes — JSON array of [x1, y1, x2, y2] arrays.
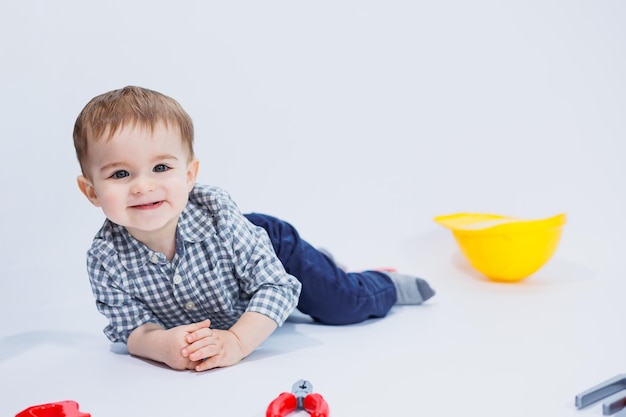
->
[[131, 201, 164, 210]]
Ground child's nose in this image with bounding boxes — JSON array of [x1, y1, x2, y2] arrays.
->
[[130, 175, 156, 194]]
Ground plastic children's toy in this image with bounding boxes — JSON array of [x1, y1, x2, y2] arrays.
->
[[16, 401, 90, 417], [575, 374, 626, 415], [434, 212, 566, 282], [266, 379, 330, 417]]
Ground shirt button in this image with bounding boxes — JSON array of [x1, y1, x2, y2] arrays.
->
[[185, 301, 196, 310], [150, 253, 159, 264], [173, 274, 183, 285]]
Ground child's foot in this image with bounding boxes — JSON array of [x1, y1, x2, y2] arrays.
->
[[384, 271, 435, 305]]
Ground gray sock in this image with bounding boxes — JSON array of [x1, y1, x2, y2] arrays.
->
[[385, 272, 435, 305]]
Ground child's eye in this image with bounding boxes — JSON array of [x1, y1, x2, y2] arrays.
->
[[111, 170, 129, 179], [154, 164, 170, 173]]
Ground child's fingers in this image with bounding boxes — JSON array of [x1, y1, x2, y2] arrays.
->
[[190, 345, 219, 363], [187, 319, 211, 331], [180, 319, 211, 336], [195, 355, 220, 372], [191, 330, 244, 372], [187, 333, 220, 360], [185, 326, 214, 344], [182, 330, 218, 358], [182, 319, 212, 342], [185, 359, 203, 370]]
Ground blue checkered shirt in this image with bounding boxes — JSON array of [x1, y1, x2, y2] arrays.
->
[[86, 184, 302, 343]]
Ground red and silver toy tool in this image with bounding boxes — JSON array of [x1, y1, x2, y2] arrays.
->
[[16, 401, 91, 417], [266, 379, 330, 417]]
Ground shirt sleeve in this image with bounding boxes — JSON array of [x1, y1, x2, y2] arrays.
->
[[215, 191, 302, 326], [86, 242, 163, 343]]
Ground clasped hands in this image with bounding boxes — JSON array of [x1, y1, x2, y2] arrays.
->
[[168, 319, 245, 372]]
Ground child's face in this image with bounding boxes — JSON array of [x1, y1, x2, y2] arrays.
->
[[77, 122, 198, 243]]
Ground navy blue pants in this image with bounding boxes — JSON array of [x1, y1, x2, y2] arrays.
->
[[245, 213, 397, 325]]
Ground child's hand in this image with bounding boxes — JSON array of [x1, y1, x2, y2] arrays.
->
[[129, 313, 276, 372], [127, 320, 213, 371], [181, 324, 245, 372], [159, 320, 212, 370]]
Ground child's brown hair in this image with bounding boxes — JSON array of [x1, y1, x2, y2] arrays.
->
[[73, 86, 194, 175]]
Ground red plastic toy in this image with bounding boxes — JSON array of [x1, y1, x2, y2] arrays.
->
[[267, 380, 329, 417], [16, 401, 90, 417]]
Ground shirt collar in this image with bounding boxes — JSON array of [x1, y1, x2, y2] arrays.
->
[[100, 221, 153, 270], [177, 197, 217, 243], [100, 192, 217, 271]]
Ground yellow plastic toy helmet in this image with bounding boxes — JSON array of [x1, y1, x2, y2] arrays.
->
[[434, 213, 566, 282]]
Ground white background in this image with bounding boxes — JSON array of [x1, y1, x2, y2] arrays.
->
[[1, 1, 625, 416]]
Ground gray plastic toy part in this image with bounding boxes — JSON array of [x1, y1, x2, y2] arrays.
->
[[575, 374, 626, 415]]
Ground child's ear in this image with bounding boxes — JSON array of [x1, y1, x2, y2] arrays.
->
[[77, 175, 101, 207], [187, 159, 200, 190]]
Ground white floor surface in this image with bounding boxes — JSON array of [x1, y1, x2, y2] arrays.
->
[[1, 1, 626, 416]]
